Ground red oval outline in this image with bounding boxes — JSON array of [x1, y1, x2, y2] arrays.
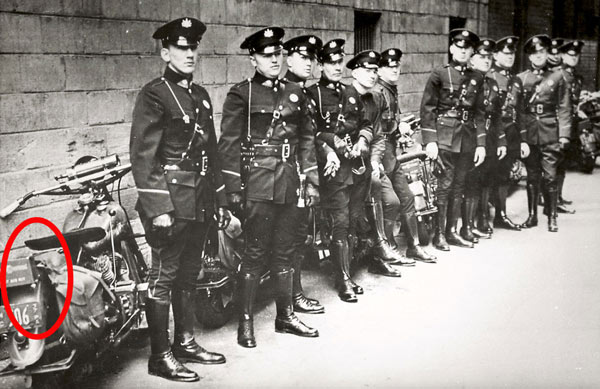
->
[[1, 217, 73, 340]]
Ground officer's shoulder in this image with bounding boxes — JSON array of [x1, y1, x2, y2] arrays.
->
[[191, 82, 211, 98], [231, 78, 251, 90], [141, 76, 166, 92], [517, 69, 530, 78]]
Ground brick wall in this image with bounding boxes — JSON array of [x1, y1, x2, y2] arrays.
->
[[1, 0, 488, 254]]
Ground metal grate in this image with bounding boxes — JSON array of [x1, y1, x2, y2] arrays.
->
[[354, 11, 381, 53]]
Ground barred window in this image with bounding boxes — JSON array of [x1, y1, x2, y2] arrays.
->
[[354, 10, 381, 53]]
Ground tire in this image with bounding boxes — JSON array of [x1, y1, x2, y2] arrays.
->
[[417, 217, 432, 246], [194, 285, 234, 329]]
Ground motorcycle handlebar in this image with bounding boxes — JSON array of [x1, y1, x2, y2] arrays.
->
[[0, 198, 26, 219], [396, 151, 428, 164]]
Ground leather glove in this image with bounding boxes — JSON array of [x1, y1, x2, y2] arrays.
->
[[151, 213, 174, 240], [398, 121, 412, 136], [474, 146, 486, 167], [425, 142, 439, 160], [370, 160, 382, 179], [227, 191, 244, 211], [559, 137, 570, 150], [355, 136, 370, 158], [520, 142, 530, 159], [497, 146, 507, 160], [333, 135, 350, 155], [324, 152, 340, 177], [216, 207, 232, 230], [305, 183, 320, 207]]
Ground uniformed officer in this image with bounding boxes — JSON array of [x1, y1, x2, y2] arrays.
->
[[374, 48, 437, 263], [488, 36, 530, 231], [420, 29, 487, 251], [308, 40, 376, 302], [281, 34, 325, 315], [548, 38, 565, 70], [130, 18, 230, 382], [218, 27, 320, 348], [347, 50, 409, 277], [557, 39, 584, 214], [518, 34, 571, 232], [461, 38, 505, 243]]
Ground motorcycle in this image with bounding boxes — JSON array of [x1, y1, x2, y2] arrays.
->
[[573, 90, 600, 173], [0, 154, 148, 387]]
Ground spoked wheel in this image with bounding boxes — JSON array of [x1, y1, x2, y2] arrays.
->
[[194, 283, 234, 329]]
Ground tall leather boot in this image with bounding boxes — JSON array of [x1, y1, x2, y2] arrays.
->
[[432, 201, 450, 251], [172, 289, 226, 364], [494, 185, 521, 230], [469, 195, 491, 239], [547, 184, 559, 232], [403, 213, 437, 263], [273, 269, 319, 337], [346, 235, 363, 294], [521, 183, 539, 228], [331, 240, 358, 302], [477, 187, 493, 234], [446, 197, 474, 248], [460, 197, 479, 243], [556, 175, 575, 213], [146, 298, 199, 382], [292, 251, 324, 314], [237, 273, 258, 348], [366, 200, 415, 266]]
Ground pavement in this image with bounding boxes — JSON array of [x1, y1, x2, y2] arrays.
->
[[4, 166, 600, 388]]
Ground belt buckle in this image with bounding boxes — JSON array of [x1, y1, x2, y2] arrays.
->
[[337, 113, 345, 123], [343, 134, 353, 148], [536, 104, 543, 114], [462, 111, 469, 121], [281, 143, 290, 160], [273, 110, 281, 120], [201, 156, 208, 175]]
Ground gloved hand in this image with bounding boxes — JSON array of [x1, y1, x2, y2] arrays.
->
[[216, 207, 232, 230], [371, 160, 382, 179], [324, 152, 340, 177], [425, 142, 439, 160], [305, 183, 320, 207], [353, 136, 369, 159], [559, 137, 570, 150], [474, 146, 486, 167], [227, 192, 244, 210], [152, 213, 174, 240], [520, 142, 530, 159], [497, 145, 507, 160], [398, 121, 412, 136], [333, 135, 350, 155]]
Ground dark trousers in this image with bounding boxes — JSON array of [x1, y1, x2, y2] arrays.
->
[[523, 143, 563, 188], [495, 150, 518, 186], [241, 200, 297, 277], [437, 150, 474, 207], [383, 161, 414, 217], [147, 220, 207, 301], [465, 150, 496, 197]]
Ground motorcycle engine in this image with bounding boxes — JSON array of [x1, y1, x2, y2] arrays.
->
[[81, 251, 130, 285]]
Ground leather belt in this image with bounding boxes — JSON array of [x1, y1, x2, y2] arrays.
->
[[163, 157, 209, 174], [254, 143, 296, 161], [443, 109, 470, 121], [528, 104, 554, 115]]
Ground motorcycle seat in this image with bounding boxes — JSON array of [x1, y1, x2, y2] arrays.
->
[[25, 227, 106, 251]]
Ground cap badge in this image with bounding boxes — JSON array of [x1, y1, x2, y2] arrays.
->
[[203, 100, 211, 109], [264, 29, 273, 38], [574, 42, 579, 46], [507, 38, 513, 44], [462, 30, 469, 37], [181, 18, 192, 28], [389, 49, 395, 55], [493, 85, 498, 91], [533, 37, 539, 43], [330, 41, 337, 48], [289, 93, 299, 103], [309, 36, 316, 45], [349, 97, 356, 104], [368, 51, 375, 58]]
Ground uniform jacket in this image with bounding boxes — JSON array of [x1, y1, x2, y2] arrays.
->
[[308, 79, 374, 186], [487, 66, 526, 151], [420, 61, 487, 153], [130, 66, 227, 222], [518, 66, 571, 145], [360, 88, 386, 165], [561, 65, 583, 132], [481, 73, 506, 151], [218, 71, 319, 204], [373, 80, 402, 173]]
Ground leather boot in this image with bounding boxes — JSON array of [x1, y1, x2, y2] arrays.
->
[[237, 273, 258, 348], [469, 195, 491, 239], [366, 200, 415, 266], [146, 299, 199, 382], [460, 197, 479, 243], [172, 289, 226, 364], [494, 185, 521, 230], [432, 201, 450, 251], [332, 240, 358, 302], [547, 185, 559, 232], [273, 269, 319, 337], [477, 187, 493, 234], [446, 198, 474, 248], [346, 236, 363, 295], [292, 252, 324, 314], [521, 183, 539, 228], [403, 213, 437, 263]]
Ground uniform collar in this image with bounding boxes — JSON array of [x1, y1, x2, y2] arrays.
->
[[562, 64, 575, 74], [492, 65, 512, 76], [163, 66, 193, 88], [450, 60, 467, 72], [378, 79, 397, 93], [531, 65, 547, 75], [319, 77, 341, 90], [283, 70, 306, 86], [252, 71, 280, 88]]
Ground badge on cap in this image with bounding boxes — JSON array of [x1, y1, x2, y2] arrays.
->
[[330, 41, 337, 48], [369, 51, 375, 58], [547, 79, 554, 87], [203, 100, 210, 109], [389, 49, 395, 55], [309, 36, 316, 44], [349, 97, 356, 104], [182, 18, 192, 28], [533, 37, 539, 43], [289, 93, 298, 103], [264, 29, 273, 38], [462, 31, 469, 37], [507, 38, 513, 44]]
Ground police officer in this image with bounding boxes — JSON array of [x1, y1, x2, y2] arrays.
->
[[420, 29, 487, 251], [281, 34, 325, 315], [218, 27, 320, 348], [347, 50, 409, 276], [518, 35, 571, 232], [462, 38, 504, 243], [374, 48, 437, 263], [557, 40, 584, 214], [308, 40, 375, 302], [488, 36, 530, 231], [130, 18, 229, 382]]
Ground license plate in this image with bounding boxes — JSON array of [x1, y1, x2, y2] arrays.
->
[[0, 302, 42, 333]]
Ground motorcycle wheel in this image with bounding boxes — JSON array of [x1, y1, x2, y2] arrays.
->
[[418, 216, 432, 246], [194, 285, 234, 329], [579, 155, 596, 173]]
